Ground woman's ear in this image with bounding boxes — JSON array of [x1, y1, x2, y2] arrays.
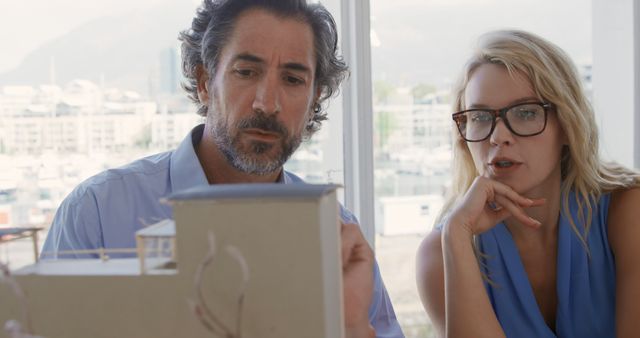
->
[[196, 65, 210, 105]]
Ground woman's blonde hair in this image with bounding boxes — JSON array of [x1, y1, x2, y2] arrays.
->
[[439, 29, 640, 249]]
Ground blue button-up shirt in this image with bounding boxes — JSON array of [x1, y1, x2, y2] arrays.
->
[[42, 124, 404, 337]]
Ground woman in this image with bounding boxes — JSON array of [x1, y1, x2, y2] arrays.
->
[[417, 30, 640, 338]]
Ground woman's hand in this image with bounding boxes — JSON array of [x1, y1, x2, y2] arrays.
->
[[446, 176, 546, 236], [433, 176, 546, 338]]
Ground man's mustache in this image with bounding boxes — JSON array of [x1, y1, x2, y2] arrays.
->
[[237, 112, 288, 136]]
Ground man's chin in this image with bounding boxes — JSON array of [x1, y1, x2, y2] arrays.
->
[[224, 139, 298, 175], [231, 153, 286, 176], [235, 163, 283, 176]]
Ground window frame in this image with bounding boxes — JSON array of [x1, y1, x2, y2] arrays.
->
[[340, 0, 376, 246], [592, 0, 639, 169]]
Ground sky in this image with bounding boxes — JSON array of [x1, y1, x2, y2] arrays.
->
[[370, 0, 592, 87], [0, 0, 199, 73], [0, 0, 591, 87]]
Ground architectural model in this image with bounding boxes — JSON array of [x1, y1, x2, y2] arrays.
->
[[0, 184, 345, 338]]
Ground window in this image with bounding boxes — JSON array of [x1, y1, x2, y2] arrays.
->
[[2, 2, 639, 337], [370, 1, 593, 336], [0, 0, 203, 267], [0, 0, 349, 264]]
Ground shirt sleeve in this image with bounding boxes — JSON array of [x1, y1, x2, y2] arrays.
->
[[41, 185, 104, 259], [339, 205, 405, 338]]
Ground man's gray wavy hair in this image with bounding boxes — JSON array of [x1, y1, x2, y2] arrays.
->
[[179, 0, 348, 135]]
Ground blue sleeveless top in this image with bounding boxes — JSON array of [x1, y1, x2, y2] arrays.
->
[[477, 193, 615, 338]]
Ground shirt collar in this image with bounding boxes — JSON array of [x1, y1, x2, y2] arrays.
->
[[170, 123, 290, 192], [169, 124, 209, 193], [280, 170, 291, 184]]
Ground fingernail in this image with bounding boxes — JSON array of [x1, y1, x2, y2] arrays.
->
[[529, 217, 541, 226]]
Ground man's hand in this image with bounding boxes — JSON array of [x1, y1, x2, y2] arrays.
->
[[341, 222, 376, 338]]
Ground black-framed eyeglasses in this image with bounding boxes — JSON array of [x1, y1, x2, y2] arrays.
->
[[452, 101, 554, 142]]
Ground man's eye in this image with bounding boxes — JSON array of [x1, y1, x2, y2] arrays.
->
[[235, 69, 255, 77], [285, 75, 304, 85]]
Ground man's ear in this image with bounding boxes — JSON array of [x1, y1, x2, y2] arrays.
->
[[310, 87, 322, 117], [314, 88, 322, 106], [196, 65, 210, 105]]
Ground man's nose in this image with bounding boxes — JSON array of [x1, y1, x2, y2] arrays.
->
[[252, 73, 281, 114]]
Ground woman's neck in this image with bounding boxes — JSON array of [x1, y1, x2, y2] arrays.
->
[[504, 179, 563, 246]]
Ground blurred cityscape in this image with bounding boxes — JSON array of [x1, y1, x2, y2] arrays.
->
[[0, 78, 201, 229], [0, 78, 461, 232]]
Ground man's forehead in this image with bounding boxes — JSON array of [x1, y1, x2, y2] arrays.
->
[[221, 8, 316, 69]]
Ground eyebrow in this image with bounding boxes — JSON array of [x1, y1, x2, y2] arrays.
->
[[467, 96, 541, 110], [233, 53, 311, 74]]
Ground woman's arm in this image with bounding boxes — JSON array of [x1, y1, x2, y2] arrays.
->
[[417, 177, 544, 338], [440, 218, 505, 338], [416, 230, 446, 337], [417, 226, 504, 338], [607, 187, 640, 338]]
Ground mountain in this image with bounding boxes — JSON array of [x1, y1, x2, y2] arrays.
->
[[0, 0, 590, 95], [0, 1, 196, 96]]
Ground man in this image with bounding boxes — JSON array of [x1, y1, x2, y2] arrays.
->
[[42, 0, 403, 337]]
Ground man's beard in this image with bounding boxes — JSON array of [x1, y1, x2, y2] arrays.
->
[[211, 111, 302, 175]]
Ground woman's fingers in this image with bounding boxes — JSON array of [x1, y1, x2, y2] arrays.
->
[[493, 194, 541, 228], [486, 180, 546, 227], [450, 176, 548, 234], [486, 179, 539, 207]]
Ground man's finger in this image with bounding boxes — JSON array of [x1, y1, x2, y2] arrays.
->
[[341, 222, 370, 267]]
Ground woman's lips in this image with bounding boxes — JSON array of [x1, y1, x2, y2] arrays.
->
[[487, 161, 522, 176]]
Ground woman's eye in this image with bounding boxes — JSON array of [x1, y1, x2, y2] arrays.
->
[[515, 110, 537, 120], [470, 112, 492, 123]]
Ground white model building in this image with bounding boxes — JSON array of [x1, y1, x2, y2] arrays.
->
[[0, 184, 345, 338]]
